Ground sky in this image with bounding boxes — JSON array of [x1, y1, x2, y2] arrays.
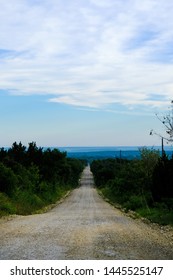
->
[[0, 0, 173, 147]]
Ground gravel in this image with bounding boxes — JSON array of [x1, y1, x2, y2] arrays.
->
[[0, 166, 173, 260]]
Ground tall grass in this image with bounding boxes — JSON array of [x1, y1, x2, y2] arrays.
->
[[0, 192, 16, 216], [99, 186, 173, 226]]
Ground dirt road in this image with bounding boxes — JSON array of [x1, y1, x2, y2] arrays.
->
[[0, 166, 173, 259]]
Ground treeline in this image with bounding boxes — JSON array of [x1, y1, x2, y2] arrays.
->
[[90, 148, 173, 225], [0, 142, 86, 216]]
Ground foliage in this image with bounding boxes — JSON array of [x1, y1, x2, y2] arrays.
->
[[0, 163, 18, 195], [150, 100, 173, 143], [152, 154, 173, 201], [91, 148, 173, 226], [0, 192, 16, 216], [0, 142, 85, 215]]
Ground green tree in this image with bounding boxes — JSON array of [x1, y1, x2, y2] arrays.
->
[[139, 147, 160, 190], [27, 142, 43, 167], [152, 155, 173, 202], [8, 141, 26, 164], [0, 163, 18, 195]]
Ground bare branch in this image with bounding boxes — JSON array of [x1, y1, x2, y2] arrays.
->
[[151, 101, 173, 143]]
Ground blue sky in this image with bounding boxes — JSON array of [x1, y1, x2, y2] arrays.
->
[[0, 0, 173, 147]]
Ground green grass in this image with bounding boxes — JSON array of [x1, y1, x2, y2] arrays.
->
[[0, 185, 72, 216], [0, 192, 16, 216], [99, 187, 173, 226], [137, 207, 173, 226], [13, 190, 45, 215]]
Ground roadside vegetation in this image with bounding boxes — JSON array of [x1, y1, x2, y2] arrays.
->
[[90, 148, 173, 226], [0, 142, 86, 216]]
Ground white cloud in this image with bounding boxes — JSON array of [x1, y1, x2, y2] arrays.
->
[[0, 0, 173, 112]]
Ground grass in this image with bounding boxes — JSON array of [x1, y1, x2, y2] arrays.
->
[[13, 190, 45, 215], [137, 207, 173, 226], [0, 192, 16, 217], [0, 185, 72, 216], [99, 187, 173, 227]]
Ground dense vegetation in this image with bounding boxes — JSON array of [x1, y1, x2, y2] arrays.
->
[[91, 148, 173, 226], [0, 142, 86, 216]]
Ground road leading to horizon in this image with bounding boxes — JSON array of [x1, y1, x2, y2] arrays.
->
[[0, 166, 173, 259]]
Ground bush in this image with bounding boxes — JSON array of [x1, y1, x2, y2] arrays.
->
[[0, 192, 16, 216], [13, 190, 45, 215], [0, 163, 18, 195], [91, 155, 173, 226], [0, 141, 85, 216], [152, 156, 173, 201], [137, 207, 173, 225], [123, 195, 144, 211]]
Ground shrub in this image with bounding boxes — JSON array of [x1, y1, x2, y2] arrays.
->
[[0, 141, 85, 216], [123, 195, 144, 211], [13, 190, 45, 215], [0, 163, 18, 195], [0, 192, 16, 216]]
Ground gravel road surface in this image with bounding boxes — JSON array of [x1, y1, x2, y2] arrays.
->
[[0, 166, 173, 259]]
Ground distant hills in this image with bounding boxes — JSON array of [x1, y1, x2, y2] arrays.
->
[[58, 146, 173, 162]]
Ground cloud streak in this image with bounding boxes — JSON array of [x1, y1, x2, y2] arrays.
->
[[0, 0, 173, 112]]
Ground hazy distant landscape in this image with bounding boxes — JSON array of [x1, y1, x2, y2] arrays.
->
[[58, 146, 173, 161]]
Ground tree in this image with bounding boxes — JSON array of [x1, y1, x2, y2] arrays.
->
[[0, 163, 18, 195], [27, 142, 43, 167], [152, 155, 173, 201], [8, 141, 26, 164], [150, 100, 173, 144], [139, 147, 160, 180]]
